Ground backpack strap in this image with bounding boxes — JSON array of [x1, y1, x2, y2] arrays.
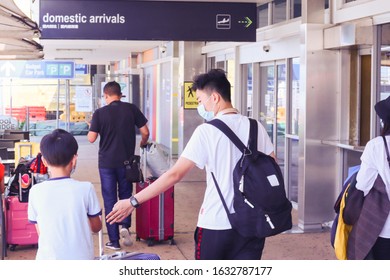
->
[[248, 118, 258, 153], [207, 118, 259, 156], [207, 118, 257, 220], [382, 135, 390, 168], [210, 172, 232, 216]]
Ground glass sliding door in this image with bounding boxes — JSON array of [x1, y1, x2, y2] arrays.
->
[[259, 59, 299, 203], [259, 64, 275, 142], [276, 64, 286, 172], [287, 58, 300, 203], [241, 64, 253, 117]]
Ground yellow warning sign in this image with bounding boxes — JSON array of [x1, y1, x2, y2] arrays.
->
[[183, 82, 197, 109]]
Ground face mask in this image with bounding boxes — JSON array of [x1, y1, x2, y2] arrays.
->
[[197, 104, 215, 121], [197, 94, 215, 121]]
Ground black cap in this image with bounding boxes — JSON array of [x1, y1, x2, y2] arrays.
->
[[375, 96, 390, 122]]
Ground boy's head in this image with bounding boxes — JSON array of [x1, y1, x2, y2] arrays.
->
[[40, 129, 78, 167], [191, 69, 231, 103]]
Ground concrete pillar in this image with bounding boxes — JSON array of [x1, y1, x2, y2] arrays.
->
[[177, 42, 205, 154]]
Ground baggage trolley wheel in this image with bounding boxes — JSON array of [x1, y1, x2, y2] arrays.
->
[[9, 245, 16, 251], [147, 238, 154, 247]]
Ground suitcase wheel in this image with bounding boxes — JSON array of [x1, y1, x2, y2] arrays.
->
[[9, 245, 16, 251], [169, 238, 175, 245]]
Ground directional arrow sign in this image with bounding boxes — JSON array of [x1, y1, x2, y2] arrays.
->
[[0, 61, 16, 77], [238, 17, 253, 28]]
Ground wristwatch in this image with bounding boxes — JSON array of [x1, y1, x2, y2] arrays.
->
[[129, 196, 140, 208]]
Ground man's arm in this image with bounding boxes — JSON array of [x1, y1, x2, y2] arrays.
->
[[89, 215, 102, 233], [106, 156, 195, 224], [139, 124, 150, 147], [87, 131, 98, 143]]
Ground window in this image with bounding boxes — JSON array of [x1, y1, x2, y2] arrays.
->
[[291, 0, 301, 18], [257, 3, 269, 28], [258, 0, 302, 28], [273, 0, 287, 24]]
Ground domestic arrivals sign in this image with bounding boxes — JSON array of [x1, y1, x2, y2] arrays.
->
[[40, 0, 256, 42]]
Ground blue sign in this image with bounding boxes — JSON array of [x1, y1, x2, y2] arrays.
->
[[0, 60, 75, 79], [75, 64, 88, 74], [39, 0, 256, 42]]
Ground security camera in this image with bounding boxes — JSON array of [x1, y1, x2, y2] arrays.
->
[[160, 45, 167, 54], [263, 45, 270, 52]]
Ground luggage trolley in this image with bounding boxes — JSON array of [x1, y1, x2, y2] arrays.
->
[[0, 141, 41, 254]]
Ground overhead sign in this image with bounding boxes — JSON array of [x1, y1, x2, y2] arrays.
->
[[0, 60, 75, 79], [40, 0, 256, 42]]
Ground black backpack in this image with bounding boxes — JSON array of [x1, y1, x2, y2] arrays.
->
[[7, 158, 35, 202], [208, 118, 292, 238]]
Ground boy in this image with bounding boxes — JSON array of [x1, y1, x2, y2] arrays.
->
[[28, 129, 102, 260]]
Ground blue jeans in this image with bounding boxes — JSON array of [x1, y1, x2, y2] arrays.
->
[[99, 167, 132, 243]]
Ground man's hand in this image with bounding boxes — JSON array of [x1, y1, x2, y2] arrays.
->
[[106, 199, 134, 224], [140, 142, 148, 149]]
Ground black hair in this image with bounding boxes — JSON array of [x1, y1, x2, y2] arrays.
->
[[40, 129, 78, 167], [103, 81, 122, 97], [191, 69, 231, 102]]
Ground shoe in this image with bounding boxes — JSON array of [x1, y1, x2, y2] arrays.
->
[[120, 228, 133, 246], [105, 241, 120, 250]]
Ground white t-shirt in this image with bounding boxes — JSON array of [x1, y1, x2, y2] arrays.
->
[[356, 135, 390, 238], [181, 114, 274, 230], [28, 178, 102, 260]]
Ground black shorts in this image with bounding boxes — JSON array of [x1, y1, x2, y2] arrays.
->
[[194, 227, 265, 260]]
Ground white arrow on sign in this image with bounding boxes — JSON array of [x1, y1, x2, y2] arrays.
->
[[0, 61, 16, 77]]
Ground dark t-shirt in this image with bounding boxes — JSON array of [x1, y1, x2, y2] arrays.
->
[[89, 101, 148, 168]]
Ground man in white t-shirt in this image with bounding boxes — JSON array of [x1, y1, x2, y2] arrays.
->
[[106, 69, 275, 259], [28, 129, 102, 260]]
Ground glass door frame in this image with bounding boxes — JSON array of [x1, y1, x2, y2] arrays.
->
[[257, 58, 299, 203]]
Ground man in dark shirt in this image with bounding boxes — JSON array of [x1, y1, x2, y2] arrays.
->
[[88, 81, 149, 250]]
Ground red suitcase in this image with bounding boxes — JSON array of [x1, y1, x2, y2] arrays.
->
[[135, 179, 174, 246], [5, 196, 38, 251]]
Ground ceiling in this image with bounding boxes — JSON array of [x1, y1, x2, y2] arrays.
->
[[40, 39, 164, 65], [16, 0, 267, 65], [0, 0, 43, 60]]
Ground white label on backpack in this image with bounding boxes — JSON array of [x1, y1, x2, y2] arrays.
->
[[239, 176, 244, 192], [267, 174, 280, 187]]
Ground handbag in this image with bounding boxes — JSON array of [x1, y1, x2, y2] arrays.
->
[[343, 136, 390, 224], [124, 155, 143, 183], [334, 183, 353, 260], [343, 173, 364, 225]]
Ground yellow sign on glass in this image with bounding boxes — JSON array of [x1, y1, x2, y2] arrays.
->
[[183, 82, 197, 109]]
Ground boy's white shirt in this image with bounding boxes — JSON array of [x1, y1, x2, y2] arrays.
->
[[28, 178, 101, 260], [181, 114, 274, 230]]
